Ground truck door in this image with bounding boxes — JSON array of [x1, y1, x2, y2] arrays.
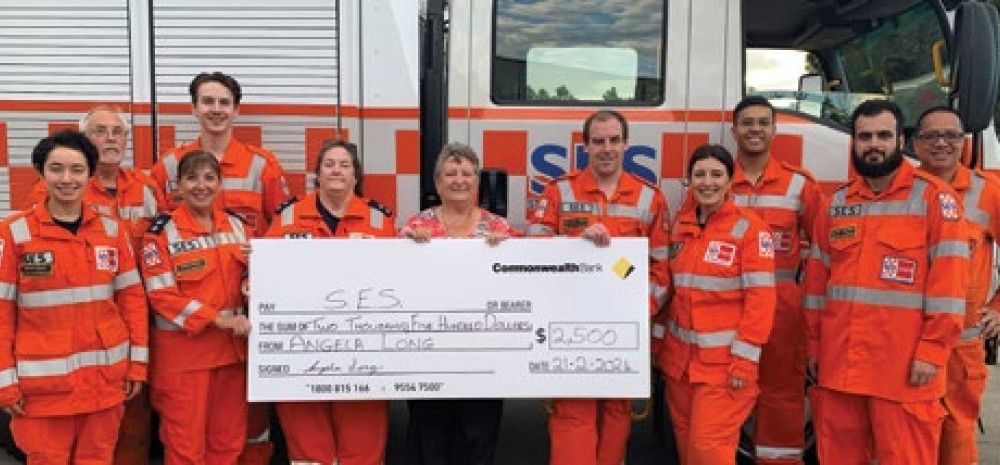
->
[[446, 0, 744, 224]]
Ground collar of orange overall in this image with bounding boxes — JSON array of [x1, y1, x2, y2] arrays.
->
[[296, 192, 369, 220], [31, 200, 102, 239], [173, 202, 232, 235], [185, 137, 245, 166], [846, 160, 917, 200], [573, 168, 639, 198], [732, 157, 782, 187], [917, 164, 972, 192], [673, 196, 738, 235], [88, 167, 139, 196]]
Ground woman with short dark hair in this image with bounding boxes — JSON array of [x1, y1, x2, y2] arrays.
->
[[0, 130, 148, 464]]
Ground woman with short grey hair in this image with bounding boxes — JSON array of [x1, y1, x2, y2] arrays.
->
[[401, 141, 514, 464]]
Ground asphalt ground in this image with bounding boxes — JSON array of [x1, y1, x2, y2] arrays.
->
[[0, 365, 996, 464]]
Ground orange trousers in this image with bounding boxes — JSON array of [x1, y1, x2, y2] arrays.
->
[[11, 404, 125, 465], [665, 378, 757, 465], [940, 340, 988, 465], [151, 363, 247, 465], [548, 398, 631, 465], [276, 401, 387, 465], [237, 403, 273, 465], [754, 308, 806, 465], [810, 387, 944, 465], [113, 389, 151, 465]]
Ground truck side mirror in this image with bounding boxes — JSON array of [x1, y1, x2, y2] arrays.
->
[[952, 1, 1000, 133], [798, 73, 825, 93]]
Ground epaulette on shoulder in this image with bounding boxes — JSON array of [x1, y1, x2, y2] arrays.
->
[[368, 199, 393, 217], [974, 169, 1000, 188], [914, 169, 953, 191], [778, 160, 817, 181], [629, 171, 660, 189], [148, 213, 172, 234], [224, 209, 250, 225], [275, 197, 298, 215]]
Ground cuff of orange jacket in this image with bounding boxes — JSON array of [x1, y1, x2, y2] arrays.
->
[[525, 223, 555, 237], [914, 340, 950, 367], [728, 359, 758, 383], [0, 379, 20, 407], [127, 363, 147, 382], [183, 303, 221, 335]]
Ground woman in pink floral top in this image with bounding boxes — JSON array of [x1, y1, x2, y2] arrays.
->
[[401, 143, 514, 243], [401, 142, 513, 464]]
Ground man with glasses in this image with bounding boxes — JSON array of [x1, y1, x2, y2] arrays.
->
[[912, 106, 1000, 465], [31, 106, 166, 238], [803, 99, 968, 464]]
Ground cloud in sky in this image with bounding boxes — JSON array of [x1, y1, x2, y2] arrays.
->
[[746, 49, 808, 91], [496, 0, 664, 78]]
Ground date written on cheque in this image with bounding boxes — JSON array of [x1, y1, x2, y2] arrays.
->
[[307, 383, 370, 394], [528, 356, 638, 374], [393, 382, 445, 392]]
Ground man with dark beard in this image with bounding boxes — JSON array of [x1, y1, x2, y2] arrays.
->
[[802, 99, 968, 465]]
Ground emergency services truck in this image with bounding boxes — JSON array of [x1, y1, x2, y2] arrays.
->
[[0, 0, 997, 463]]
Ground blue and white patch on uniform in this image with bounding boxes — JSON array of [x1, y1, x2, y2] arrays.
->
[[95, 246, 118, 272], [142, 242, 163, 267], [938, 192, 960, 221], [758, 231, 775, 258]]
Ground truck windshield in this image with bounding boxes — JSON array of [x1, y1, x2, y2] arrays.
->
[[492, 0, 666, 105], [746, 2, 949, 129]]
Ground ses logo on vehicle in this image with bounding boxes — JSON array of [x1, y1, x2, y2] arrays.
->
[[529, 141, 658, 195]]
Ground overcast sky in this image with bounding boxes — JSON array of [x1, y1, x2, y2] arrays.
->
[[746, 49, 808, 91]]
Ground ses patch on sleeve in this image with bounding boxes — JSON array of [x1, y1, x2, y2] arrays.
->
[[938, 192, 960, 221], [142, 242, 163, 267], [758, 231, 775, 258]]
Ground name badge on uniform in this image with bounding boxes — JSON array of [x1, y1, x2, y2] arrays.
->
[[348, 232, 375, 239], [880, 256, 916, 284], [830, 225, 858, 241], [562, 216, 589, 231], [284, 232, 313, 239], [94, 246, 118, 272], [175, 258, 206, 275], [704, 241, 736, 266], [20, 251, 54, 277]]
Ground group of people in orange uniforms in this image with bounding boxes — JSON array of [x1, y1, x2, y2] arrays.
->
[[0, 66, 995, 465]]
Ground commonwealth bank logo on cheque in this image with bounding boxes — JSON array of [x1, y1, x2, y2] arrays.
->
[[491, 261, 603, 274], [611, 257, 635, 280]]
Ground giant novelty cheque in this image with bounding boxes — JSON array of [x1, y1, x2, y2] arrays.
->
[[248, 238, 650, 401]]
